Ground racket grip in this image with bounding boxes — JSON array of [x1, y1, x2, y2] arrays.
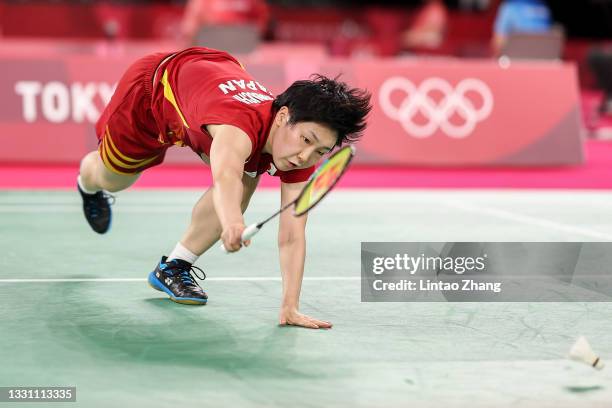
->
[[241, 223, 261, 241], [219, 223, 261, 253]]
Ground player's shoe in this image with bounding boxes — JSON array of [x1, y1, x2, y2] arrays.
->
[[148, 256, 208, 305], [77, 183, 114, 234]]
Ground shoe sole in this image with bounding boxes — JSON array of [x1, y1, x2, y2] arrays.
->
[[147, 271, 207, 305], [91, 214, 112, 234]]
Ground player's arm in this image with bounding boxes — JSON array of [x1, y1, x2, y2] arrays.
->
[[277, 180, 332, 329], [207, 124, 252, 252]]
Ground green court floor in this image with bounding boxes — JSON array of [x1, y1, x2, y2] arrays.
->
[[1, 189, 611, 407]]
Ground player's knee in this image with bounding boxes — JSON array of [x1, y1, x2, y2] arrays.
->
[[97, 165, 138, 192], [79, 152, 100, 180]]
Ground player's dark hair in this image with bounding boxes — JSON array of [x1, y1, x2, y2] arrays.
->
[[273, 74, 372, 146]]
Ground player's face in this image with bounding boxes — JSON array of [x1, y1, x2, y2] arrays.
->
[[272, 118, 337, 172]]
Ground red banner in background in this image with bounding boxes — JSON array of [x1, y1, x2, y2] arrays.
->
[[0, 41, 584, 167], [353, 59, 584, 165]]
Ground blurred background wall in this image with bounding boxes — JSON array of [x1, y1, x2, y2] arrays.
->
[[1, 0, 611, 170]]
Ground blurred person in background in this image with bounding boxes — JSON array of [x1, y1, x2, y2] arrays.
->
[[181, 0, 270, 47], [492, 0, 552, 55], [91, 0, 128, 56], [401, 0, 449, 51], [588, 46, 612, 116], [458, 0, 491, 11]]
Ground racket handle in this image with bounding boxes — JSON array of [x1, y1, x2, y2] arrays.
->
[[241, 223, 261, 241], [219, 223, 261, 253]]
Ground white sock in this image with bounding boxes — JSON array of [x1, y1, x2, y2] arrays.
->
[[77, 174, 99, 195], [168, 242, 199, 265]]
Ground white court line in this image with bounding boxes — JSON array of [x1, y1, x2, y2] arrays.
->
[[0, 277, 361, 283], [444, 201, 612, 241], [0, 206, 190, 213]]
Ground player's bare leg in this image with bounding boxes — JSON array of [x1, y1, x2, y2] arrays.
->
[[147, 173, 260, 305], [79, 151, 140, 193], [77, 151, 139, 234]]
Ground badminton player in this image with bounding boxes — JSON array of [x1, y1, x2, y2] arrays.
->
[[76, 47, 370, 328]]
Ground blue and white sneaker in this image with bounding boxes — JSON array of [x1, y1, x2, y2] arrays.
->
[[148, 256, 208, 305]]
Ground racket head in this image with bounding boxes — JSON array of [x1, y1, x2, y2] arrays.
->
[[293, 145, 355, 216]]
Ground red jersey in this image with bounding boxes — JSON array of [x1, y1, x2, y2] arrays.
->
[[150, 47, 314, 183]]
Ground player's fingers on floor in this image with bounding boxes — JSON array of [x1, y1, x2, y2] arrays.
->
[[298, 319, 320, 329], [311, 319, 332, 328], [307, 318, 331, 328]]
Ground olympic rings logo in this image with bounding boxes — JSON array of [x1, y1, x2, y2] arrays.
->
[[379, 77, 494, 138]]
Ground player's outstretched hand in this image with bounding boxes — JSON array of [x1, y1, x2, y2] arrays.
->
[[221, 223, 250, 252], [279, 307, 333, 329]]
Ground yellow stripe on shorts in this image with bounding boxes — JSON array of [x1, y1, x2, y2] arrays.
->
[[104, 127, 150, 164], [161, 70, 189, 128], [99, 129, 157, 175], [103, 140, 158, 171], [99, 137, 134, 175]]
